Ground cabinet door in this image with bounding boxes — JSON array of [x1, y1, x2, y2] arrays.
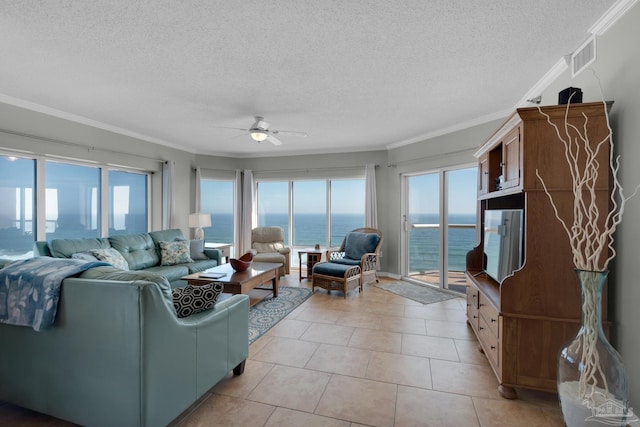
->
[[502, 126, 521, 189], [478, 154, 489, 195]]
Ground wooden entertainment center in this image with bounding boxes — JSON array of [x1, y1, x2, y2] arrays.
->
[[465, 101, 612, 399]]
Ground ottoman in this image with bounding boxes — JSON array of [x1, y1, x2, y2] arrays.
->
[[312, 262, 362, 298]]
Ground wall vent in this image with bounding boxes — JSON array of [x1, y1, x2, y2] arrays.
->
[[571, 35, 596, 77]]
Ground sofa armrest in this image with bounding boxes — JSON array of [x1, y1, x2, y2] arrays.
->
[[277, 247, 290, 255], [203, 248, 221, 264]]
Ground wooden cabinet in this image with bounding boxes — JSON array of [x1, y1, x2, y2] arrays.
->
[[466, 102, 612, 398]]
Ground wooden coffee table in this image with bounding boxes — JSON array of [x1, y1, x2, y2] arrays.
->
[[182, 262, 282, 305]]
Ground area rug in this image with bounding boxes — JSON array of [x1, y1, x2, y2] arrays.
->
[[373, 281, 460, 305], [249, 286, 313, 344]]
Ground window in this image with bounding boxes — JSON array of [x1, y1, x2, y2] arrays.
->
[[330, 179, 365, 246], [257, 181, 290, 242], [108, 170, 148, 235], [45, 161, 101, 240], [200, 179, 234, 244], [0, 156, 35, 259], [257, 177, 365, 266]]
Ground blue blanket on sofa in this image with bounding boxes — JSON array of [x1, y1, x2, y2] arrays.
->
[[0, 257, 108, 331]]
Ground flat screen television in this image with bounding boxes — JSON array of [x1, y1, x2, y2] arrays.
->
[[483, 209, 524, 283]]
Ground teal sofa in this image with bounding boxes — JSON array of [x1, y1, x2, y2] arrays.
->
[[0, 230, 250, 426], [34, 228, 221, 287]]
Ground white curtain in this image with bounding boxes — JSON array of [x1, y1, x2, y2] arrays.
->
[[234, 170, 244, 254], [194, 167, 202, 213], [238, 169, 255, 254], [365, 163, 378, 228], [162, 160, 175, 230]]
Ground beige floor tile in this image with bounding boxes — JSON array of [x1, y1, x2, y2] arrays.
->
[[365, 351, 432, 389], [301, 322, 355, 345], [180, 393, 275, 427], [251, 336, 319, 367], [403, 305, 449, 321], [305, 343, 372, 376], [401, 334, 459, 361], [266, 318, 312, 339], [445, 308, 470, 322], [315, 375, 397, 427], [378, 314, 427, 335], [246, 365, 331, 412], [348, 328, 402, 353], [249, 334, 274, 357], [395, 385, 480, 427], [473, 396, 563, 427], [454, 339, 489, 366], [425, 318, 476, 340], [362, 301, 406, 316], [264, 407, 351, 427], [431, 359, 500, 399], [211, 360, 275, 398], [336, 311, 382, 329], [295, 307, 343, 324]]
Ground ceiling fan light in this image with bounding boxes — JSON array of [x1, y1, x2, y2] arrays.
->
[[250, 130, 268, 142]]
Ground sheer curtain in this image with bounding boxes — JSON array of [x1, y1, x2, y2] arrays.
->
[[236, 169, 255, 254], [162, 160, 175, 230], [194, 167, 202, 213], [365, 163, 378, 228]]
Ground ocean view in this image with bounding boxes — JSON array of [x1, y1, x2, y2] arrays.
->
[[203, 212, 476, 273]]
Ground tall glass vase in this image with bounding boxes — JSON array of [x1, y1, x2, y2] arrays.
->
[[557, 270, 631, 427]]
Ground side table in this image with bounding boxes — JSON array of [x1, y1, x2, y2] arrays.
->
[[298, 249, 323, 281]]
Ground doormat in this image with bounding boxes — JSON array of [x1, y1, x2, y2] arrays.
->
[[249, 286, 313, 344], [373, 281, 460, 305]]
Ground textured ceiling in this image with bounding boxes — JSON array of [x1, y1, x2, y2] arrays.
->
[[0, 1, 617, 157]]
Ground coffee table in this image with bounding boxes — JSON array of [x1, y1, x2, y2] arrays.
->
[[182, 262, 282, 305]]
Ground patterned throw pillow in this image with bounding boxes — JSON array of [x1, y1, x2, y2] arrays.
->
[[90, 248, 129, 270], [159, 240, 194, 266], [71, 251, 100, 262], [172, 282, 224, 318]]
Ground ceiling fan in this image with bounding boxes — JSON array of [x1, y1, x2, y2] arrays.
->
[[218, 116, 307, 146]]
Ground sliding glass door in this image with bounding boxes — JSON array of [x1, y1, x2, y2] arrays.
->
[[402, 166, 477, 292]]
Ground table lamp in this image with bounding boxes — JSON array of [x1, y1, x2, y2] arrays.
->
[[188, 213, 211, 240]]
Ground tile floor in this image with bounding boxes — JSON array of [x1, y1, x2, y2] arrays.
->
[[0, 274, 565, 427]]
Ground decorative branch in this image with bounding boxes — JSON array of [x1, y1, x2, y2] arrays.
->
[[535, 89, 639, 405]]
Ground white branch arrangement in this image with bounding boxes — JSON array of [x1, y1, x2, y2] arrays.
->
[[535, 94, 639, 405]]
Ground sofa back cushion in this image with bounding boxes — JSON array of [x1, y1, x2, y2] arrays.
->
[[109, 233, 159, 270], [253, 241, 285, 253], [49, 238, 111, 258], [149, 229, 185, 245], [344, 232, 381, 260]]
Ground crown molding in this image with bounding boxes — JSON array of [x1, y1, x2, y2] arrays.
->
[[589, 0, 639, 35]]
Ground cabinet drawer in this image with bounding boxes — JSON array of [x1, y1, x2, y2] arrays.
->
[[466, 285, 479, 326], [478, 294, 499, 338], [479, 316, 500, 368]]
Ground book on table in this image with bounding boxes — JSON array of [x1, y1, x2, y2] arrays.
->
[[198, 272, 226, 279]]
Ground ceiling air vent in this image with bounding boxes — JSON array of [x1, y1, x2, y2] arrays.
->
[[571, 35, 596, 77]]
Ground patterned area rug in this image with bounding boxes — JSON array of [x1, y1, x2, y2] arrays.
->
[[249, 286, 313, 344], [373, 281, 460, 305]]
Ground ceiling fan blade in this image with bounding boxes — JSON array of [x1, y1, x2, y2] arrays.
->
[[273, 130, 307, 137], [265, 134, 283, 146], [253, 116, 270, 130], [211, 126, 250, 132]]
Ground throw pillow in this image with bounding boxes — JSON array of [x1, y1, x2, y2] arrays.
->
[[176, 238, 209, 260], [159, 240, 194, 266], [172, 282, 224, 318], [90, 248, 130, 270], [71, 251, 100, 262]]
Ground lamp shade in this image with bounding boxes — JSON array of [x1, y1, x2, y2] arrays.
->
[[188, 213, 211, 228]]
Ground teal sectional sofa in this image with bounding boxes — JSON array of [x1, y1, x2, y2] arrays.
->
[[34, 228, 221, 287], [0, 229, 250, 426]]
